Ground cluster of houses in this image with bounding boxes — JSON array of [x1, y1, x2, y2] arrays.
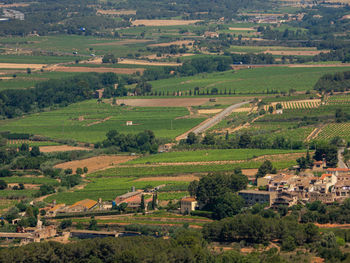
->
[[179, 160, 350, 214], [2, 9, 24, 20], [238, 161, 350, 208], [45, 187, 159, 217]]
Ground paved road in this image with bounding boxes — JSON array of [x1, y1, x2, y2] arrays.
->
[[192, 100, 251, 135], [338, 147, 348, 169]]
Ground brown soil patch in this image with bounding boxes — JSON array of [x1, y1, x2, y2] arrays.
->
[[118, 58, 181, 67], [91, 39, 152, 46], [197, 109, 222, 114], [264, 50, 330, 56], [232, 107, 251, 112], [134, 175, 199, 182], [0, 3, 30, 7], [8, 183, 40, 189], [116, 98, 209, 107], [242, 169, 258, 176], [314, 223, 350, 229], [49, 66, 144, 74], [39, 145, 91, 153], [149, 40, 194, 47], [97, 9, 136, 15], [0, 63, 46, 69], [132, 19, 201, 26], [54, 155, 137, 174], [86, 116, 112, 127], [229, 27, 255, 31]]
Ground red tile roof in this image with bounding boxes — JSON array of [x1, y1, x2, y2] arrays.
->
[[181, 197, 197, 202]]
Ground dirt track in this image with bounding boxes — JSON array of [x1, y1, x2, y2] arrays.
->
[[48, 66, 144, 74], [149, 40, 194, 47], [132, 19, 201, 26], [134, 175, 200, 182], [116, 98, 209, 107], [97, 9, 136, 15], [39, 145, 92, 153], [118, 59, 181, 66], [0, 63, 46, 69], [264, 50, 330, 56], [54, 155, 137, 174]]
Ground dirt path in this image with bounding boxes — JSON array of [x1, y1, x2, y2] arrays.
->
[[305, 124, 325, 141], [86, 116, 112, 127], [54, 155, 137, 174], [176, 101, 251, 141], [215, 114, 263, 134], [39, 145, 92, 153]]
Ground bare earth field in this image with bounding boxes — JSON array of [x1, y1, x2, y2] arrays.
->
[[149, 40, 194, 47], [0, 63, 46, 69], [197, 109, 223, 114], [132, 19, 201, 26], [134, 175, 200, 182], [0, 3, 30, 7], [49, 66, 144, 74], [54, 155, 137, 174], [39, 145, 92, 153], [264, 50, 330, 56], [115, 98, 210, 107], [97, 9, 136, 15], [118, 59, 181, 66]]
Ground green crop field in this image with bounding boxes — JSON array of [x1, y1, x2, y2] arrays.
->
[[0, 55, 84, 64], [0, 100, 205, 143], [44, 176, 189, 205], [1, 176, 59, 185], [126, 148, 305, 164], [0, 71, 81, 91], [0, 35, 153, 57], [90, 158, 300, 179], [149, 67, 350, 94], [317, 122, 350, 141]]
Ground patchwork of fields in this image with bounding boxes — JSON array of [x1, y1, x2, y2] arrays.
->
[[0, 100, 205, 143]]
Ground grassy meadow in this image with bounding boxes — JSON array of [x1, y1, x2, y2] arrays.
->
[[149, 67, 350, 94], [0, 100, 205, 143], [126, 148, 306, 164]]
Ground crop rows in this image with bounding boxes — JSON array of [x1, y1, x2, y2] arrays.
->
[[316, 122, 350, 141]]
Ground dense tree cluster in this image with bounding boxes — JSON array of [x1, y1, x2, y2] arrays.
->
[[0, 0, 130, 36], [314, 71, 350, 93], [0, 73, 119, 119], [188, 169, 247, 219], [96, 130, 159, 153], [179, 131, 304, 150], [0, 230, 293, 263]]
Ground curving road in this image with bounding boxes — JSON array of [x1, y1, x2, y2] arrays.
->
[[192, 100, 251, 134], [338, 147, 348, 169]]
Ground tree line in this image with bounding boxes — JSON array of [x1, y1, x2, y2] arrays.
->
[[314, 71, 350, 93], [0, 72, 121, 119]]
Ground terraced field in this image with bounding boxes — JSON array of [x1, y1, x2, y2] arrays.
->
[[317, 122, 350, 141]]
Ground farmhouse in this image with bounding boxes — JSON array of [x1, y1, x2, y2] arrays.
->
[[126, 121, 133, 126], [115, 191, 142, 205], [238, 190, 277, 206], [47, 204, 66, 217], [66, 199, 98, 213], [180, 197, 198, 214]]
